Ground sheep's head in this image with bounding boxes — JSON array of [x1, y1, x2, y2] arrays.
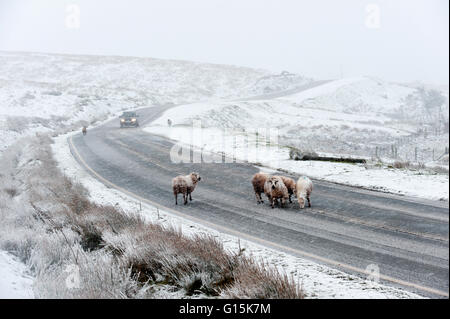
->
[[298, 194, 306, 208], [267, 176, 282, 191], [190, 172, 201, 183]]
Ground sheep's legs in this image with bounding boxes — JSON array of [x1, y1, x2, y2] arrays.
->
[[189, 192, 192, 201], [174, 193, 178, 205], [288, 194, 292, 203], [183, 193, 188, 205], [255, 192, 263, 204], [307, 196, 311, 207]]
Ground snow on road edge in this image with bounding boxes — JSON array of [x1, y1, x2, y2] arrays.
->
[[52, 131, 424, 299]]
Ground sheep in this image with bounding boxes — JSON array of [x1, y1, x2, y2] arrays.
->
[[264, 176, 289, 209], [279, 176, 296, 203], [296, 176, 313, 209], [172, 172, 201, 205], [251, 173, 269, 204]]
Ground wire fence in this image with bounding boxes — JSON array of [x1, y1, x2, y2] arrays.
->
[[373, 145, 448, 163]]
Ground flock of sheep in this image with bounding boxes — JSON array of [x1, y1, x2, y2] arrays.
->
[[172, 172, 313, 209], [251, 173, 313, 209]]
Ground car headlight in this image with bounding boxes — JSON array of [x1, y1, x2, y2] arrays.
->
[[121, 119, 125, 122], [131, 118, 136, 122]]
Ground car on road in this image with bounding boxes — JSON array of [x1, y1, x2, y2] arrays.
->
[[120, 111, 139, 128]]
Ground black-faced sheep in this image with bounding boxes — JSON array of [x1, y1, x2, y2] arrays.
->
[[251, 173, 269, 204], [296, 176, 313, 209], [264, 176, 289, 209], [172, 172, 201, 205], [280, 176, 296, 203]]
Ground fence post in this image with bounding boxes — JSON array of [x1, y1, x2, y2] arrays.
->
[[415, 147, 418, 162]]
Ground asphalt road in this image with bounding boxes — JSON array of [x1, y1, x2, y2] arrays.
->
[[69, 105, 449, 298]]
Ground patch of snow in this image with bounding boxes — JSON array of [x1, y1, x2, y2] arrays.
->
[[0, 251, 34, 299]]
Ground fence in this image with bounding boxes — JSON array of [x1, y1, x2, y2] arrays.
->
[[374, 144, 448, 163]]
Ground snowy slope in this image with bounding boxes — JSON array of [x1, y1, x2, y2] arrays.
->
[[148, 76, 449, 161], [280, 77, 415, 114], [0, 51, 311, 153]]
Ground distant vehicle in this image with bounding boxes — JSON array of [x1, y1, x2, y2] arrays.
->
[[120, 111, 139, 128]]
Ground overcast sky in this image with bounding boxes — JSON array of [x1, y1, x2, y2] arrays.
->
[[0, 0, 448, 84]]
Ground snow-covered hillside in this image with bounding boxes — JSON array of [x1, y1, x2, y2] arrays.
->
[[149, 76, 449, 162], [0, 51, 311, 153]]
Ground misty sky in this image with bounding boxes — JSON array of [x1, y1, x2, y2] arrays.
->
[[0, 0, 448, 84]]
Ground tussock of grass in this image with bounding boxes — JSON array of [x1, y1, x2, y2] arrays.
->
[[3, 187, 18, 198], [0, 135, 303, 299]]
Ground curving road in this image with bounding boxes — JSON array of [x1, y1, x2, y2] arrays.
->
[[69, 105, 449, 298]]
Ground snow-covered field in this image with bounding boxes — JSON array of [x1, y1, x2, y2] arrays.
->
[[51, 131, 423, 299]]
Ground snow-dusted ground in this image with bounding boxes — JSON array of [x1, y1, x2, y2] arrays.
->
[[52, 131, 423, 299], [0, 251, 34, 299]]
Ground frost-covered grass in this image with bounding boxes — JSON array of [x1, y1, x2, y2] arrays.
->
[[0, 135, 303, 299]]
